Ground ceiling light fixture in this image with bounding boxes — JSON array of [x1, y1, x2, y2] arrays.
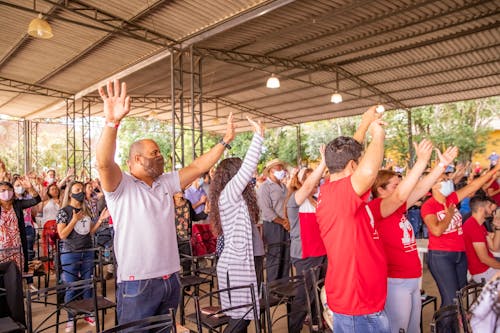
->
[[266, 74, 280, 89], [330, 72, 342, 104], [376, 104, 385, 113], [28, 13, 53, 39]]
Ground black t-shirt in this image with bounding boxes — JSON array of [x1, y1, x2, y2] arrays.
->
[[56, 205, 93, 251]]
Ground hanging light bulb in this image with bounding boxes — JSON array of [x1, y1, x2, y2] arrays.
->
[[28, 13, 53, 39], [266, 74, 280, 89], [376, 105, 385, 113], [331, 91, 343, 104]]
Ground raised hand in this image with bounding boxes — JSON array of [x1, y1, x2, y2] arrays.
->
[[98, 79, 131, 124], [319, 144, 326, 164], [436, 146, 458, 167], [247, 116, 265, 137], [414, 139, 433, 164], [99, 207, 110, 221], [19, 176, 33, 189], [369, 119, 387, 138], [361, 105, 382, 125], [223, 112, 235, 144]]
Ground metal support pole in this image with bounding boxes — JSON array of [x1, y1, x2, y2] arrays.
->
[[81, 98, 92, 179], [30, 121, 39, 173], [23, 119, 31, 174], [296, 125, 302, 167], [171, 48, 185, 169], [407, 109, 414, 168], [190, 45, 203, 160], [17, 120, 25, 174], [66, 98, 76, 173]]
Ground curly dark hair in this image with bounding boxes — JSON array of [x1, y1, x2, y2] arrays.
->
[[209, 158, 260, 236]]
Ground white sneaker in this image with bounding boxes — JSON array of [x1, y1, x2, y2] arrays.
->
[[65, 321, 74, 333], [29, 284, 38, 292]]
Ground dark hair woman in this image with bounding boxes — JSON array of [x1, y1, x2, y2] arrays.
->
[[56, 181, 108, 332], [0, 178, 41, 280], [209, 117, 264, 333]]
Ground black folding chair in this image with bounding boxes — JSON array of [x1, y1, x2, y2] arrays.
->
[[304, 264, 330, 333], [455, 279, 485, 333], [430, 304, 460, 333], [178, 239, 213, 325], [54, 246, 116, 331], [25, 278, 99, 333], [101, 312, 176, 333], [187, 284, 260, 333]]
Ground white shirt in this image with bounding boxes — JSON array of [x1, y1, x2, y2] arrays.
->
[[104, 171, 181, 282]]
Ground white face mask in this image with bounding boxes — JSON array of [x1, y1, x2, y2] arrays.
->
[[46, 177, 55, 185], [439, 180, 454, 197], [14, 186, 24, 195], [273, 170, 286, 181], [0, 190, 13, 201]]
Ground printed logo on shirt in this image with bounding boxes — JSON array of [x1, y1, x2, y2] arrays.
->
[[73, 216, 92, 235], [399, 215, 416, 252], [437, 209, 463, 235], [364, 205, 380, 239]]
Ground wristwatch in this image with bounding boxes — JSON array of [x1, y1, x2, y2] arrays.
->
[[219, 139, 231, 150]]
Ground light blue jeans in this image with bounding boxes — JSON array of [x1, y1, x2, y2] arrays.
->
[[333, 310, 390, 333], [385, 278, 421, 333]]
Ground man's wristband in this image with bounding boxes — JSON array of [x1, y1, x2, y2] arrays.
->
[[106, 121, 120, 129], [219, 139, 231, 150], [438, 162, 446, 169]]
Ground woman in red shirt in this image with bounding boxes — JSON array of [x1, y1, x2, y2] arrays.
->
[[370, 143, 457, 333], [421, 163, 500, 307]]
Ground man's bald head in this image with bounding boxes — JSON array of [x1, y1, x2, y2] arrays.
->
[[128, 139, 156, 161]]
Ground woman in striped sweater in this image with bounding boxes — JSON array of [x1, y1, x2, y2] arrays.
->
[[209, 117, 265, 333]]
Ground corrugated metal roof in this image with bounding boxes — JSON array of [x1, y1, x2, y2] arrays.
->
[[0, 0, 498, 134]]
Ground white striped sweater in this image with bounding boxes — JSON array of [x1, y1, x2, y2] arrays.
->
[[216, 132, 263, 320]]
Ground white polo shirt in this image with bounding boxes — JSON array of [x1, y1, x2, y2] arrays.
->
[[104, 171, 181, 282]]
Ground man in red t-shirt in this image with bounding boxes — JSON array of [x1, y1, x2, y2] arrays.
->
[[463, 196, 500, 282], [316, 106, 390, 333]]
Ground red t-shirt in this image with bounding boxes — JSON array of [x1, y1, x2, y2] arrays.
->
[[420, 192, 464, 251], [371, 198, 422, 279], [463, 216, 492, 275], [316, 176, 387, 315], [488, 181, 500, 206]]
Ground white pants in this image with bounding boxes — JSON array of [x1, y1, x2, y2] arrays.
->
[[472, 267, 499, 283], [385, 278, 421, 333]]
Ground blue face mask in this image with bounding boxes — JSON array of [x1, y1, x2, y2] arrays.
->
[[198, 178, 204, 187], [439, 180, 454, 197]]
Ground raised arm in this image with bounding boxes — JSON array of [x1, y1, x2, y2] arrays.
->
[[379, 140, 433, 217], [224, 117, 264, 202], [406, 146, 458, 207], [423, 202, 456, 237], [351, 118, 386, 196], [179, 113, 235, 189], [456, 164, 500, 202], [353, 106, 381, 144], [96, 79, 131, 192], [295, 145, 326, 205]]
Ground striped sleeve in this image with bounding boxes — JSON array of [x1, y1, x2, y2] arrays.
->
[[223, 133, 263, 203]]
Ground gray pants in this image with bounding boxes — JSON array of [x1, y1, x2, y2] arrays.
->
[[263, 221, 290, 282]]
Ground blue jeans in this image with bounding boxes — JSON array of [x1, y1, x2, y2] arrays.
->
[[427, 250, 467, 307], [333, 311, 390, 333], [406, 209, 422, 239], [60, 251, 94, 319], [117, 273, 180, 325]]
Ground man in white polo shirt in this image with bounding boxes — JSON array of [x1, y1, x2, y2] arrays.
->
[[96, 79, 235, 324]]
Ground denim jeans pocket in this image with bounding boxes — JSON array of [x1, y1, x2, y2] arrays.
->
[[122, 279, 150, 298]]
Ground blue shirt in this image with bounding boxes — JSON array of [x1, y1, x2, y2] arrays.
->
[[185, 185, 206, 214]]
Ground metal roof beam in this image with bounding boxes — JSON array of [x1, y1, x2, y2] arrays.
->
[[40, 0, 177, 46], [0, 77, 73, 99], [196, 47, 408, 109]]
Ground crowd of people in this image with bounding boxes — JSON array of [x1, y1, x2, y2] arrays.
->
[[0, 78, 499, 333]]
